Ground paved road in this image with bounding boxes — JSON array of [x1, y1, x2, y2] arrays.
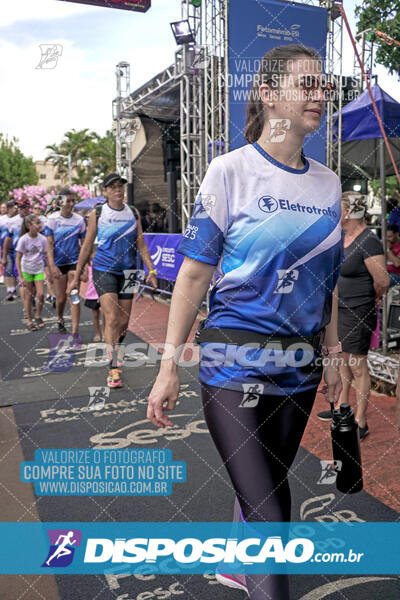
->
[[0, 289, 399, 600]]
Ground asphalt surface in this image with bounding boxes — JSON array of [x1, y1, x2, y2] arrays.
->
[[0, 287, 399, 600]]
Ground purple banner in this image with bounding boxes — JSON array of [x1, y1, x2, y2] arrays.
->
[[142, 234, 183, 282]]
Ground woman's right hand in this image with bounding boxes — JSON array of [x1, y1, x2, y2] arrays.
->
[[147, 369, 180, 428], [66, 276, 80, 296], [50, 265, 61, 280]]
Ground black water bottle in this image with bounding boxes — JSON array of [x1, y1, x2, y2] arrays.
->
[[331, 403, 363, 494]]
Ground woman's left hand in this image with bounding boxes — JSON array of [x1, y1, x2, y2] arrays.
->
[[146, 273, 157, 290], [322, 360, 342, 405]]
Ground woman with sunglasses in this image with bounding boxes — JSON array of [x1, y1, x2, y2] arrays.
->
[[68, 173, 157, 389], [147, 45, 343, 600]]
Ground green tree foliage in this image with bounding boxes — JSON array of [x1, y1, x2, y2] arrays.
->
[[355, 0, 400, 77], [370, 175, 399, 200], [45, 129, 116, 187], [0, 135, 38, 203]]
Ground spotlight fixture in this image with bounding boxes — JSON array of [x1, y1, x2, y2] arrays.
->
[[170, 20, 195, 45]]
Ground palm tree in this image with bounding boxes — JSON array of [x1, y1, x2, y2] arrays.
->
[[44, 142, 68, 181], [45, 129, 117, 190], [45, 129, 95, 185], [89, 130, 116, 180]]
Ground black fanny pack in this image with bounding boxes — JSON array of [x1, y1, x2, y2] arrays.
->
[[195, 320, 325, 352]]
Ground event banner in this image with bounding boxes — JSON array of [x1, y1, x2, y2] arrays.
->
[[1, 521, 400, 574], [228, 0, 328, 162], [141, 233, 183, 282]]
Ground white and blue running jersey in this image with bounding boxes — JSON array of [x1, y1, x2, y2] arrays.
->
[[92, 202, 137, 275], [177, 142, 344, 395], [44, 212, 86, 266], [0, 214, 9, 250], [5, 214, 23, 253]]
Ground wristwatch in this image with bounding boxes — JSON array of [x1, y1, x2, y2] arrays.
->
[[321, 342, 342, 356]]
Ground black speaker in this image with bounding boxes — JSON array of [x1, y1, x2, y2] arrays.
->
[[388, 303, 400, 330]]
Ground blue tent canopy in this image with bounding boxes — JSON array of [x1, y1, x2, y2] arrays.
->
[[333, 84, 400, 179], [334, 83, 400, 141], [75, 196, 106, 210]]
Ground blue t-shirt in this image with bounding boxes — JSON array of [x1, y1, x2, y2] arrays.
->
[[92, 202, 137, 275], [4, 214, 23, 254], [45, 212, 86, 266], [0, 214, 9, 250], [177, 143, 343, 395]]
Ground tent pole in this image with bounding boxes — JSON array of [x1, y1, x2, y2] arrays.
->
[[380, 140, 388, 355]]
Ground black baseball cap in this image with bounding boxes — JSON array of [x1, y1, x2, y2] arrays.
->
[[6, 200, 15, 208], [16, 199, 30, 208], [103, 173, 127, 188]]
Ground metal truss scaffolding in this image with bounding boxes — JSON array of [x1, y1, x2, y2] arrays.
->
[[113, 62, 133, 182], [353, 29, 375, 91], [114, 1, 343, 229], [179, 0, 229, 230], [179, 0, 343, 228]]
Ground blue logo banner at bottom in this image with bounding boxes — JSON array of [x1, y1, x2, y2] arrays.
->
[[0, 522, 399, 574]]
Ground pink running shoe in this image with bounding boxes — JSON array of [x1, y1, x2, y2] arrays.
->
[[215, 568, 248, 595], [107, 368, 123, 389]]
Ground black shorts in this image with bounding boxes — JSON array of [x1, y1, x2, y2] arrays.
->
[[92, 268, 133, 300], [84, 298, 101, 311], [58, 263, 77, 275], [338, 301, 377, 355]]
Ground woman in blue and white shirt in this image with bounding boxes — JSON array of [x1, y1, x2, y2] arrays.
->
[[147, 44, 343, 600]]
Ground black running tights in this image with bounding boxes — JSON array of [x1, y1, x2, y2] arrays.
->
[[201, 383, 319, 600]]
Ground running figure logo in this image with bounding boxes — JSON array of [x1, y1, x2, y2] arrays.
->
[[240, 383, 264, 408], [42, 529, 82, 567], [192, 194, 216, 219], [44, 334, 81, 372], [264, 119, 291, 143], [88, 386, 110, 411], [122, 269, 145, 294], [317, 460, 342, 485], [274, 269, 299, 294], [36, 44, 63, 69]]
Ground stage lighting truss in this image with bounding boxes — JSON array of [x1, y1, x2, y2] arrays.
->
[[179, 0, 344, 229], [113, 0, 344, 231]]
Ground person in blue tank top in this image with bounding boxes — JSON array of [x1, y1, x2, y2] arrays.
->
[[45, 190, 86, 334], [147, 45, 344, 600], [69, 173, 157, 389]]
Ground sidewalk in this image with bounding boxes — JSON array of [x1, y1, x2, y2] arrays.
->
[[129, 295, 400, 514]]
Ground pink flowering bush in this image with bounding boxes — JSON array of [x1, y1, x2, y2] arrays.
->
[[8, 184, 91, 209]]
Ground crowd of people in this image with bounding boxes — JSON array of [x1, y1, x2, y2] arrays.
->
[[0, 173, 158, 389], [1, 41, 399, 600]]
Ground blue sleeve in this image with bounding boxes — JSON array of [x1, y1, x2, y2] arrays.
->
[[177, 158, 228, 266]]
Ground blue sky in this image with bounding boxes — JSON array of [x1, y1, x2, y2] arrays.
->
[[0, 0, 399, 161]]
